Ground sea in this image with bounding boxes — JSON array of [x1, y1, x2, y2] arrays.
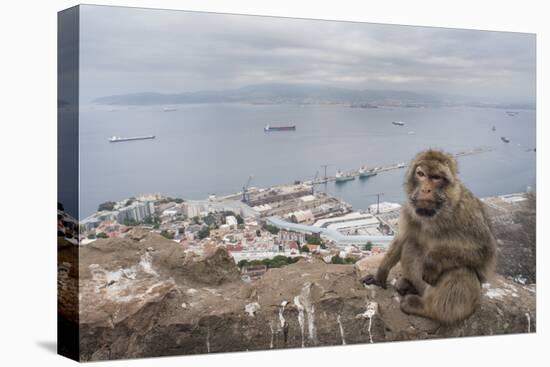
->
[[79, 103, 536, 218]]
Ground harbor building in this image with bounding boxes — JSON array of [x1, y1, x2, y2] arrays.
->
[[267, 216, 393, 247], [116, 201, 155, 223], [368, 202, 401, 214]]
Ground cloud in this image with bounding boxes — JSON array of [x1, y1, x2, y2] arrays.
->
[[79, 5, 536, 103]]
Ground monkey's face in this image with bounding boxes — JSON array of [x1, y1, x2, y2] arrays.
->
[[409, 164, 449, 218]]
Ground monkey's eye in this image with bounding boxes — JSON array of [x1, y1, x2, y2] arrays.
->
[[417, 171, 425, 177], [430, 175, 442, 181]]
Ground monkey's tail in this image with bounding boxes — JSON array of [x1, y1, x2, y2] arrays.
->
[[426, 268, 481, 324], [401, 268, 481, 325]]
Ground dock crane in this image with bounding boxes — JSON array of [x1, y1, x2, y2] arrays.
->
[[310, 171, 319, 194], [320, 164, 329, 182], [241, 175, 253, 204]]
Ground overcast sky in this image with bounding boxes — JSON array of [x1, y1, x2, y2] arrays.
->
[[79, 5, 536, 104]]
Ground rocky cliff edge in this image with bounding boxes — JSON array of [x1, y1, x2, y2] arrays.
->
[[58, 232, 535, 361]]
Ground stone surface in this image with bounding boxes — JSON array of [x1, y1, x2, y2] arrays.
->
[[60, 235, 536, 361]]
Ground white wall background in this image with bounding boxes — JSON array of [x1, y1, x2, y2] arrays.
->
[[0, 0, 547, 366]]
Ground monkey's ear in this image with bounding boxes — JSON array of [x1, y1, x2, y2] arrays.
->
[[445, 156, 459, 176], [404, 162, 417, 189], [440, 162, 456, 184], [405, 163, 416, 178]]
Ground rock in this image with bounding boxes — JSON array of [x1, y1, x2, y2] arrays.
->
[[125, 227, 150, 242], [179, 247, 241, 285], [72, 238, 536, 361], [490, 193, 536, 283], [354, 255, 536, 337]]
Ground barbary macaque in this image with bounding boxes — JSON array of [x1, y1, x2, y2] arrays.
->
[[363, 149, 496, 324]]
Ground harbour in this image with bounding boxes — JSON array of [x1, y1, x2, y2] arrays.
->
[[309, 147, 492, 185], [80, 104, 536, 218]]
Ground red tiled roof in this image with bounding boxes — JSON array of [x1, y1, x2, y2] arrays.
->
[[287, 241, 299, 249]]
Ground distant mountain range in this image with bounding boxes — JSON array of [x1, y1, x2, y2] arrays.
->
[[92, 83, 534, 109]]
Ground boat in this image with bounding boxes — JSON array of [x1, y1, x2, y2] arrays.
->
[[335, 170, 356, 183], [109, 135, 156, 143], [163, 107, 177, 112], [392, 121, 405, 126], [501, 136, 510, 143], [350, 103, 378, 109], [358, 166, 377, 178], [264, 124, 296, 132]]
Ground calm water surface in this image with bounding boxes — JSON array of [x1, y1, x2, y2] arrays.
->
[[79, 103, 536, 217]]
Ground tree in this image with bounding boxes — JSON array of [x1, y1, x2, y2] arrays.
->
[[160, 230, 174, 240], [198, 227, 210, 240], [144, 215, 160, 225], [237, 259, 249, 268], [364, 242, 373, 251], [98, 201, 116, 212], [203, 213, 216, 226], [331, 255, 357, 264], [159, 197, 184, 204], [263, 224, 280, 235], [236, 214, 244, 225], [301, 245, 310, 253], [96, 232, 108, 239], [238, 256, 301, 270], [87, 233, 96, 239], [123, 218, 137, 226], [305, 234, 321, 246]]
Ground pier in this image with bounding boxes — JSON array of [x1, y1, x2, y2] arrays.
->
[[311, 147, 492, 184], [211, 147, 493, 205]]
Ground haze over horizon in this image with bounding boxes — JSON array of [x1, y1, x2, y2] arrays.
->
[[80, 5, 536, 105]]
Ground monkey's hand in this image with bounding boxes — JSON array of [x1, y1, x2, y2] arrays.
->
[[362, 268, 388, 288], [422, 255, 442, 286]]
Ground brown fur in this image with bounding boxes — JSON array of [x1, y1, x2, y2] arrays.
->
[[363, 149, 496, 324]]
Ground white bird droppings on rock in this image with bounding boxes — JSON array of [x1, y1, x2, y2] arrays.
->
[[294, 282, 318, 347], [245, 302, 261, 317], [279, 301, 288, 328], [356, 300, 378, 343], [186, 288, 198, 296], [484, 284, 519, 300], [337, 314, 346, 345]]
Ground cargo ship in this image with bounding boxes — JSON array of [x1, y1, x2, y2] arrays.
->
[[359, 166, 377, 178], [392, 121, 405, 126], [264, 124, 296, 132], [109, 135, 156, 143], [335, 170, 356, 183]]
